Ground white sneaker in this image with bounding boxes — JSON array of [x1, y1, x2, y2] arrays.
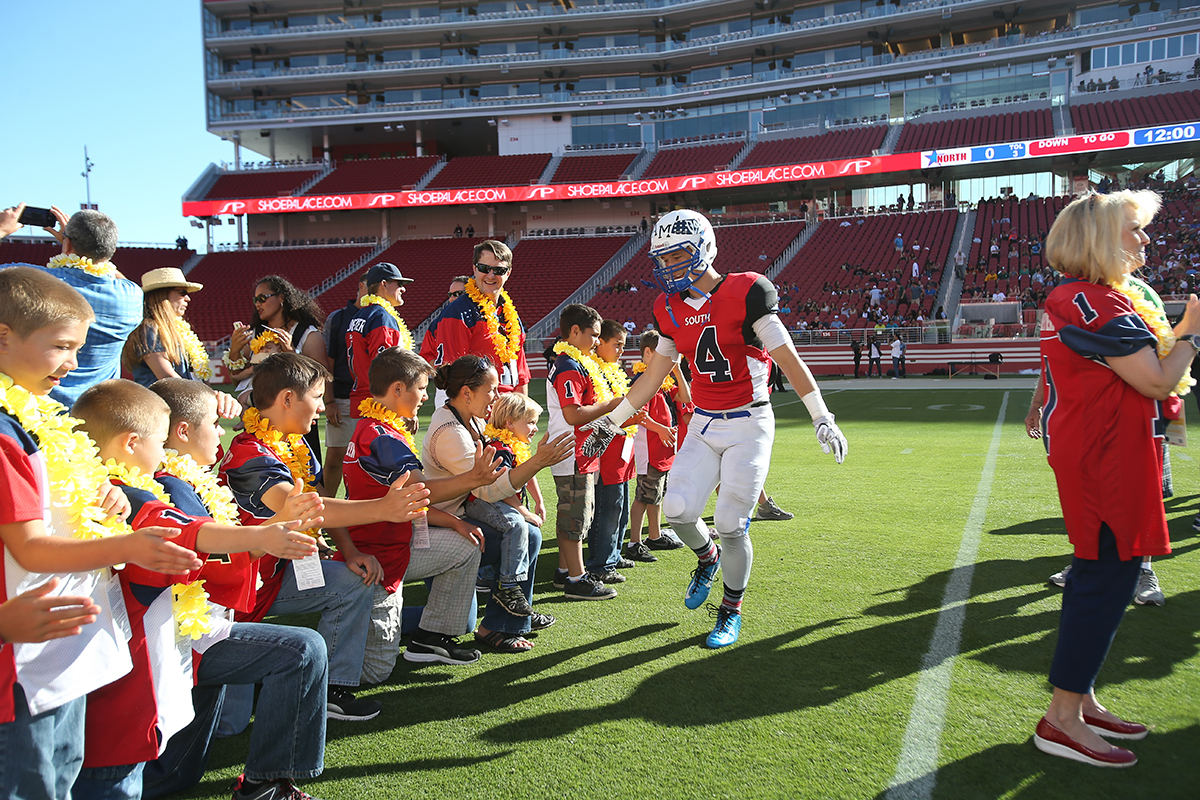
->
[[1134, 568, 1164, 606], [754, 496, 794, 521], [1048, 564, 1071, 588]]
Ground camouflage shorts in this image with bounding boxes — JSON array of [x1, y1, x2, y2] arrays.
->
[[634, 466, 668, 506], [554, 472, 595, 541]]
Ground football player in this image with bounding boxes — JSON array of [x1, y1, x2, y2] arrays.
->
[[584, 209, 847, 647]]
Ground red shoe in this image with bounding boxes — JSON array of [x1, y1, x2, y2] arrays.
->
[[1084, 713, 1149, 741], [1034, 718, 1137, 767]]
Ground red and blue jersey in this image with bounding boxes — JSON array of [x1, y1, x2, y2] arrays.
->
[[348, 304, 410, 415], [654, 272, 776, 411], [548, 352, 600, 474], [420, 293, 531, 392], [1040, 278, 1170, 560], [219, 431, 322, 620], [342, 419, 419, 593], [0, 410, 47, 724], [84, 482, 209, 768], [632, 375, 677, 473]]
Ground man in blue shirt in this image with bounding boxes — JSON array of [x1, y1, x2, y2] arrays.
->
[[0, 203, 141, 406]]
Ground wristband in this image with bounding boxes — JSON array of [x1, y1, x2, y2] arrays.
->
[[801, 390, 830, 421], [609, 398, 637, 427]]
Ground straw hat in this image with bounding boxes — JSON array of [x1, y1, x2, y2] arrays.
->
[[141, 267, 203, 293]]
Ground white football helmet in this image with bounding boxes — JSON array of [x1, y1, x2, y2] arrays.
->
[[647, 210, 718, 294]]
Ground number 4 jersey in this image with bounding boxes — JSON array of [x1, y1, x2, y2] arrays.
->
[[654, 272, 776, 411]]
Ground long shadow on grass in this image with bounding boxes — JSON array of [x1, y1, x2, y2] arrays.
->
[[875, 724, 1200, 800]]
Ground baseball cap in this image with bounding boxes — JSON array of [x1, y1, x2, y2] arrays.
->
[[364, 262, 414, 286]]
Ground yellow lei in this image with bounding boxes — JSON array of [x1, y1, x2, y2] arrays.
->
[[105, 460, 212, 640], [360, 295, 415, 351], [242, 407, 318, 493], [464, 278, 522, 364], [47, 252, 115, 278], [1112, 280, 1195, 397], [0, 373, 131, 541], [159, 450, 240, 526], [631, 361, 676, 393], [357, 398, 417, 454], [174, 317, 212, 381], [483, 424, 531, 465], [551, 342, 637, 436], [250, 329, 290, 354]]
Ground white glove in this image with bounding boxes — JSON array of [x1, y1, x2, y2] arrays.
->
[[813, 414, 847, 464], [581, 415, 623, 459]]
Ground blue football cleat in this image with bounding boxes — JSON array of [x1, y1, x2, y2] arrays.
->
[[684, 546, 721, 610], [705, 604, 741, 648]]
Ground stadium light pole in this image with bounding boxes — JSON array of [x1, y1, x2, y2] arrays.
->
[[81, 146, 95, 209]]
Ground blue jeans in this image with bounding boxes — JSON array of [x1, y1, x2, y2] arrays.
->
[[466, 498, 531, 584], [474, 516, 541, 635], [587, 479, 629, 574], [73, 761, 144, 800], [0, 688, 84, 800], [194, 623, 327, 782], [141, 686, 224, 799]]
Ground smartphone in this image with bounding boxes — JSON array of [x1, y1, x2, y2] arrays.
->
[[18, 206, 56, 228]]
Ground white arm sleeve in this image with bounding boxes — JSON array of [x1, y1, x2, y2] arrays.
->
[[752, 314, 792, 353], [654, 335, 680, 361]]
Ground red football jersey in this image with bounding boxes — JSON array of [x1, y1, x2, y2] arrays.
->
[[1040, 279, 1170, 560], [654, 272, 776, 411], [420, 293, 530, 392], [341, 418, 419, 593], [549, 352, 600, 474], [347, 304, 410, 415]]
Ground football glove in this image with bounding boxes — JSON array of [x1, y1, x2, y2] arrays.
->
[[580, 414, 623, 459], [813, 414, 847, 464]]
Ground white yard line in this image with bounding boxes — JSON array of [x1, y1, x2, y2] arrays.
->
[[885, 391, 1009, 800]]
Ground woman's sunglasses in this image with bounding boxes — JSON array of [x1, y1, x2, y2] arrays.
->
[[253, 292, 279, 304], [474, 263, 511, 276]]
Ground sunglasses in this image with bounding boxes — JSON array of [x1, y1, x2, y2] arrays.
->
[[253, 292, 279, 304], [448, 290, 465, 298], [474, 262, 511, 276], [171, 288, 191, 297]]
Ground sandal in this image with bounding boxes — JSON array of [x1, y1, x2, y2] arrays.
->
[[474, 629, 534, 653]]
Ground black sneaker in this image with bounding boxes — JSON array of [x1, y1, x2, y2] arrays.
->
[[232, 776, 326, 800], [625, 542, 658, 562], [326, 686, 381, 722], [404, 629, 482, 665], [615, 556, 636, 569], [552, 568, 569, 589], [564, 574, 617, 600], [645, 533, 684, 550], [529, 612, 556, 631], [589, 569, 626, 584], [492, 585, 533, 616]]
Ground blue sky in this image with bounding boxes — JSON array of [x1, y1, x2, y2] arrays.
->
[[4, 2, 234, 249]]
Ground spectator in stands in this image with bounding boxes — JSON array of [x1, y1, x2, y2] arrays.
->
[[454, 224, 463, 238], [869, 285, 883, 307], [175, 235, 188, 250], [466, 224, 475, 238], [893, 233, 904, 252], [907, 191, 915, 211], [623, 318, 637, 335], [0, 203, 141, 407], [322, 271, 369, 497], [640, 217, 649, 233]]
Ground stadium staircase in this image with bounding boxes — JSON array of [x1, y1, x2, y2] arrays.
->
[[180, 251, 204, 276], [538, 153, 563, 185], [725, 139, 756, 170], [766, 222, 818, 281], [294, 162, 334, 195], [412, 157, 448, 190], [622, 145, 656, 180], [879, 123, 904, 155], [527, 231, 649, 339], [939, 209, 975, 320]]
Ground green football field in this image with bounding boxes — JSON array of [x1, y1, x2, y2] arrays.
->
[[196, 376, 1200, 800]]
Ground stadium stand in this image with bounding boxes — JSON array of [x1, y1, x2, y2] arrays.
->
[[587, 222, 805, 327], [184, 245, 370, 340], [740, 126, 888, 170], [1069, 89, 1200, 135], [549, 152, 639, 184], [894, 109, 1053, 153], [203, 169, 321, 200], [771, 210, 958, 329], [425, 154, 553, 189], [305, 156, 440, 195], [640, 141, 744, 179], [0, 241, 194, 287]]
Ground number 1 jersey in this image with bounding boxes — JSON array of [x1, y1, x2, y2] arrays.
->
[[654, 272, 776, 411]]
